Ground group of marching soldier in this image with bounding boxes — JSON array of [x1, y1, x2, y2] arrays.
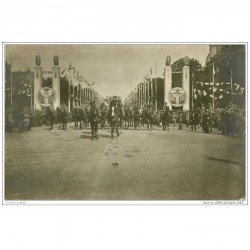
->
[[5, 100, 245, 138]]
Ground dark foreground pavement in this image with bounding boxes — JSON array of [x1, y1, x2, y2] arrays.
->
[[4, 123, 245, 201]]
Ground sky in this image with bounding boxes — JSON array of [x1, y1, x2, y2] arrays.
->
[[5, 44, 209, 100]]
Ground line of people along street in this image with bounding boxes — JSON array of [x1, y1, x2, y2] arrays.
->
[[5, 100, 245, 139]]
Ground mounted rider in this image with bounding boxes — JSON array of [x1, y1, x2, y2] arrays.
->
[[45, 105, 55, 130], [108, 96, 122, 138], [60, 104, 69, 130], [100, 102, 108, 129], [89, 101, 100, 140], [161, 104, 171, 131]]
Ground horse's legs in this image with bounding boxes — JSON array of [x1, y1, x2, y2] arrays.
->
[[116, 124, 119, 136], [95, 122, 98, 138], [90, 122, 94, 140], [111, 123, 114, 138]]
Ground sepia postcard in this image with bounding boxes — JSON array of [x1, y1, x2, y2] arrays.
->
[[2, 43, 247, 205]]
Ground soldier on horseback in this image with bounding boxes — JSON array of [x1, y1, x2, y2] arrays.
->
[[60, 104, 69, 130], [124, 105, 130, 130], [108, 97, 122, 139], [89, 101, 100, 140], [45, 106, 55, 130], [100, 102, 108, 129], [146, 104, 155, 131], [161, 105, 172, 131]]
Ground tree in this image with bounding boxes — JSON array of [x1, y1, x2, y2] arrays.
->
[[171, 58, 202, 72]]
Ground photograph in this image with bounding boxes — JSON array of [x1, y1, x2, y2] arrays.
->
[[3, 43, 246, 203]]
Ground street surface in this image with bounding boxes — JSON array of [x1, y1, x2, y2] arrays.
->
[[5, 124, 245, 200]]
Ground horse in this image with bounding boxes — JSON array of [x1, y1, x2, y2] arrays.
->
[[45, 107, 55, 130], [89, 102, 100, 140], [145, 107, 155, 130], [77, 107, 87, 129], [58, 105, 69, 130], [124, 106, 131, 130], [72, 106, 86, 129], [84, 104, 91, 127], [100, 103, 108, 129], [108, 100, 122, 138], [161, 109, 172, 131]]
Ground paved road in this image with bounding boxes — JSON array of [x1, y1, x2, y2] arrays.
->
[[5, 123, 245, 201]]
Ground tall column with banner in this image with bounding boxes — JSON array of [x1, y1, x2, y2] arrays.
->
[[52, 55, 60, 108], [164, 55, 172, 110], [182, 56, 190, 111], [34, 55, 42, 110]]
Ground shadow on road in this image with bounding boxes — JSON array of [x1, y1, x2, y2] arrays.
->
[[204, 156, 242, 166]]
